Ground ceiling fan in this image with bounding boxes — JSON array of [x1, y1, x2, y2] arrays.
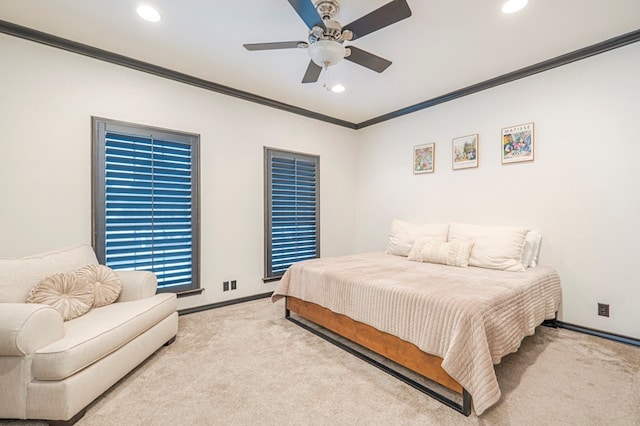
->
[[243, 0, 412, 84]]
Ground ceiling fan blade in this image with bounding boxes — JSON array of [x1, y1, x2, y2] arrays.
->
[[302, 60, 323, 83], [287, 0, 326, 31], [345, 46, 392, 73], [343, 0, 411, 40], [243, 41, 306, 51]]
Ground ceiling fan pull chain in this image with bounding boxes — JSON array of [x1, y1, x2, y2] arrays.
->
[[322, 64, 331, 91]]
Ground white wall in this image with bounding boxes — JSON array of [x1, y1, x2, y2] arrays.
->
[[354, 43, 640, 339], [2, 32, 638, 339], [0, 34, 358, 310]]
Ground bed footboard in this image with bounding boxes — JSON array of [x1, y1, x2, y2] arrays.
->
[[285, 296, 472, 416]]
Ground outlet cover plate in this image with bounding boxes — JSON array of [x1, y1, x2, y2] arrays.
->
[[598, 303, 609, 317]]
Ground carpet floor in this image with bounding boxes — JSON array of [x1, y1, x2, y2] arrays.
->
[[3, 298, 639, 425]]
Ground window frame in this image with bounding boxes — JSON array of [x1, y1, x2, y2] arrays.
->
[[264, 147, 320, 281], [92, 117, 201, 294]]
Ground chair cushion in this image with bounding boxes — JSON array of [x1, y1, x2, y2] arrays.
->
[[0, 245, 99, 303], [31, 293, 176, 381]]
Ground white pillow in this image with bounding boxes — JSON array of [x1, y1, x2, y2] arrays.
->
[[521, 230, 543, 268], [530, 235, 542, 267], [417, 239, 474, 267], [448, 223, 529, 272], [386, 219, 449, 257]]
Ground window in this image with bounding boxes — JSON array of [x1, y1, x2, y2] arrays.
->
[[92, 118, 200, 294], [264, 147, 320, 280]]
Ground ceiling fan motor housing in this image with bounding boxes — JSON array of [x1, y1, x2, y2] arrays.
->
[[309, 19, 343, 43]]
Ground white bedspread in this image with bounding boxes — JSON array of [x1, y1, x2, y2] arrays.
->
[[272, 252, 562, 415]]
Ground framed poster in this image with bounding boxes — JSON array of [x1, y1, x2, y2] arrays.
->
[[502, 122, 534, 164], [413, 143, 435, 174], [452, 134, 478, 170]]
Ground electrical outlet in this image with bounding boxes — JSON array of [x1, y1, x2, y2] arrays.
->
[[598, 303, 609, 317], [223, 281, 229, 291], [231, 280, 237, 290]]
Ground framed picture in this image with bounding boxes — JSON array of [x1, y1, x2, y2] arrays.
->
[[413, 143, 435, 174], [502, 122, 534, 164], [452, 134, 478, 170]]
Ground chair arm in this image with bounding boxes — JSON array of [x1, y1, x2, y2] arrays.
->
[[0, 303, 64, 356], [115, 270, 158, 302]]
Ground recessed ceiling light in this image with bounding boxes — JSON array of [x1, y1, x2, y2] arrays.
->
[[331, 84, 346, 93], [502, 0, 528, 14], [137, 5, 161, 22]]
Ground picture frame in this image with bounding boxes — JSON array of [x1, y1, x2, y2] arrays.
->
[[413, 143, 435, 174], [452, 134, 478, 170], [502, 122, 534, 164]]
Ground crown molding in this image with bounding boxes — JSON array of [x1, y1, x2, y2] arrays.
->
[[0, 19, 356, 129], [1, 19, 639, 130], [355, 28, 640, 129]]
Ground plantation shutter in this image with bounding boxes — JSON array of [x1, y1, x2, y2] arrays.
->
[[93, 119, 200, 293], [265, 148, 319, 279]]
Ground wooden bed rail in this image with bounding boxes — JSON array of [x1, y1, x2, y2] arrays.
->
[[285, 296, 471, 415]]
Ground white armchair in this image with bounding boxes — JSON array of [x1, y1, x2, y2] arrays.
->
[[0, 245, 178, 424]]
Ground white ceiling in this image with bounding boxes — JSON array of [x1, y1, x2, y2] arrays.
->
[[1, 0, 639, 124]]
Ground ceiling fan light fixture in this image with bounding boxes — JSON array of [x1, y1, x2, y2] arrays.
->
[[136, 5, 161, 22], [502, 0, 528, 14], [331, 84, 346, 93], [308, 40, 346, 68]]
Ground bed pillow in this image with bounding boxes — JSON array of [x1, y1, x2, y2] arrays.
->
[[419, 239, 474, 267], [521, 230, 543, 268], [386, 219, 449, 257], [448, 223, 529, 272], [75, 264, 122, 307], [26, 273, 95, 321]]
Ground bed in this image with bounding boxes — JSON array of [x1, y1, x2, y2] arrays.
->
[[271, 222, 562, 416]]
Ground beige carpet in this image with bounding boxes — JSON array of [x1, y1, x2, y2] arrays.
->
[[3, 298, 639, 425]]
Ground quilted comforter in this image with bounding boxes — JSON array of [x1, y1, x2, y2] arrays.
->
[[271, 252, 562, 414]]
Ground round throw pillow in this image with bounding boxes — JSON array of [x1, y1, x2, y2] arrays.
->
[[75, 264, 122, 307], [26, 273, 95, 321]]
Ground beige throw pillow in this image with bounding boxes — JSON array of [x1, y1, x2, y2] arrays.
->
[[75, 264, 122, 307], [26, 273, 95, 321], [407, 237, 431, 261], [420, 239, 474, 267]]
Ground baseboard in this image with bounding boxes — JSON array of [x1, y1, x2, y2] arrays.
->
[[178, 292, 272, 316], [178, 297, 640, 349], [557, 321, 640, 347]]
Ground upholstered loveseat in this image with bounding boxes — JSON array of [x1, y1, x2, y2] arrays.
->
[[0, 245, 178, 424]]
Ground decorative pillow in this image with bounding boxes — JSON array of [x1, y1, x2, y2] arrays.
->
[[75, 264, 122, 307], [386, 219, 449, 257], [448, 223, 529, 272], [419, 239, 474, 267], [26, 273, 95, 321], [521, 230, 543, 268], [407, 237, 431, 261]]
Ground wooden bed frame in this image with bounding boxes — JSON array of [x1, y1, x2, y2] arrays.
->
[[285, 296, 472, 415]]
